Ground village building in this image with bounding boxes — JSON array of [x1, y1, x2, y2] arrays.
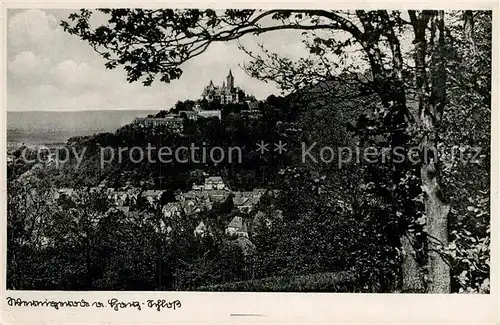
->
[[162, 202, 182, 218], [181, 199, 203, 215], [192, 176, 229, 191], [207, 190, 231, 203], [115, 206, 130, 213], [55, 187, 75, 199], [178, 110, 200, 121], [197, 110, 222, 119], [133, 116, 184, 132], [225, 216, 249, 238], [134, 109, 222, 132], [178, 109, 222, 120], [156, 218, 172, 234], [194, 220, 211, 237], [240, 101, 262, 119], [162, 199, 204, 218], [140, 190, 164, 205], [204, 176, 228, 190], [233, 189, 264, 213]]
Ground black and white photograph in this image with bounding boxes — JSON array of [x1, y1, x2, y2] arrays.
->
[[4, 6, 493, 300]]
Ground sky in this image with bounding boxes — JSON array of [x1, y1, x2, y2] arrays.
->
[[7, 9, 312, 112]]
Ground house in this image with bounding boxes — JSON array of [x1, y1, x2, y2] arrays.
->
[[109, 191, 129, 206], [181, 199, 203, 215], [201, 176, 228, 190], [207, 189, 231, 203], [134, 117, 184, 133], [54, 188, 75, 200], [232, 189, 264, 212], [192, 184, 204, 190], [198, 110, 222, 119], [248, 101, 260, 110], [163, 197, 206, 219], [156, 219, 172, 234], [141, 190, 164, 204], [191, 176, 225, 191], [115, 206, 130, 213], [233, 194, 250, 211], [233, 192, 254, 212], [178, 110, 200, 121], [252, 188, 266, 196], [226, 216, 249, 238], [162, 202, 182, 218], [180, 191, 198, 200], [240, 109, 262, 119]]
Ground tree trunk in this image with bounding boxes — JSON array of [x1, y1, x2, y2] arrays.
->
[[419, 10, 451, 293], [361, 18, 422, 292], [421, 160, 450, 292], [409, 10, 451, 293], [400, 232, 425, 292], [463, 10, 477, 54]]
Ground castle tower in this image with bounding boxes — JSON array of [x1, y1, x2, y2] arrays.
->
[[226, 69, 234, 90]]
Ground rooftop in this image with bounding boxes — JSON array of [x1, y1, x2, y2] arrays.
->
[[206, 176, 224, 183], [227, 216, 247, 232]]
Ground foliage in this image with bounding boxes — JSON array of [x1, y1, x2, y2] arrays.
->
[[439, 11, 491, 293], [197, 271, 357, 292]]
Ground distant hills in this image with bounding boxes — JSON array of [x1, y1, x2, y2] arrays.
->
[[7, 110, 159, 145]]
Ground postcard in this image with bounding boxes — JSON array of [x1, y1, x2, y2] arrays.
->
[[1, 1, 498, 324]]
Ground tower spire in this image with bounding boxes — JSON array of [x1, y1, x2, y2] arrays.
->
[[226, 69, 234, 89]]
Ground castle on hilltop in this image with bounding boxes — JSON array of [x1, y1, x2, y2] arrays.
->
[[201, 69, 245, 104]]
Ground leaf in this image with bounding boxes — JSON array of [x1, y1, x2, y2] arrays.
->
[[416, 216, 426, 225]]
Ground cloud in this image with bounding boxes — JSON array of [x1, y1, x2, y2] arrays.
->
[[8, 9, 65, 57], [7, 9, 307, 112], [50, 60, 95, 90]]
